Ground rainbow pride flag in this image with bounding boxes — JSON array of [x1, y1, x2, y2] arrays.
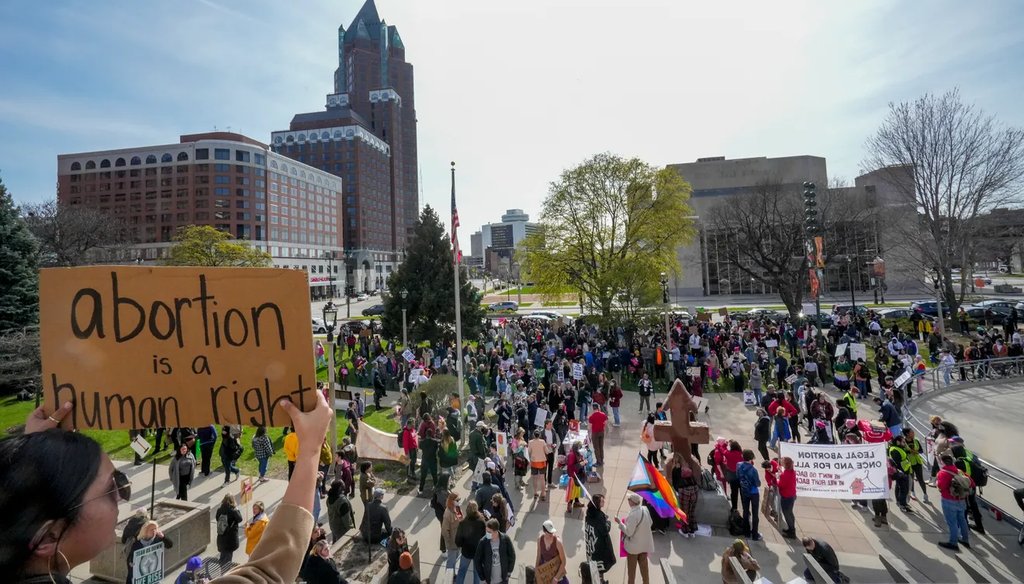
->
[[628, 454, 686, 521]]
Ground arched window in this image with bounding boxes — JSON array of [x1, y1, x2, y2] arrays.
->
[[177, 152, 189, 162], [270, 160, 278, 169], [130, 156, 141, 166], [145, 155, 157, 164], [115, 158, 126, 167], [100, 159, 111, 168], [285, 135, 294, 143], [297, 133, 306, 142], [309, 132, 317, 142], [85, 161, 96, 170], [333, 130, 342, 139], [291, 167, 298, 176], [70, 162, 82, 171], [321, 131, 329, 141], [161, 153, 172, 163], [301, 170, 307, 179]]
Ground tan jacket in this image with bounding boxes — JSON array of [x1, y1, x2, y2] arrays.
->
[[441, 507, 461, 552], [216, 503, 314, 583], [721, 547, 760, 584]]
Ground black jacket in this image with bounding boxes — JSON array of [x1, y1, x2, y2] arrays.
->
[[754, 415, 771, 442], [455, 515, 487, 559], [387, 569, 419, 584], [301, 554, 347, 584], [359, 499, 392, 544], [474, 533, 516, 583], [215, 504, 242, 552], [585, 503, 617, 573], [807, 539, 840, 574]]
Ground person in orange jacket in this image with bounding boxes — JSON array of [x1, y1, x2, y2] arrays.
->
[[284, 429, 299, 480], [244, 501, 270, 555]]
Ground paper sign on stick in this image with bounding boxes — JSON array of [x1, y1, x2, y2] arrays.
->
[[40, 266, 316, 430], [849, 343, 867, 362], [835, 343, 848, 358]]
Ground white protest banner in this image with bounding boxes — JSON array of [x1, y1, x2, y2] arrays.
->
[[779, 442, 889, 500], [132, 542, 164, 584], [495, 431, 508, 457], [849, 343, 867, 362], [893, 370, 912, 388], [784, 374, 798, 385], [572, 363, 584, 380], [834, 343, 848, 358], [402, 349, 415, 362], [801, 303, 818, 316], [130, 434, 151, 458], [765, 339, 778, 348], [686, 367, 700, 378], [556, 369, 565, 383], [533, 408, 548, 428]]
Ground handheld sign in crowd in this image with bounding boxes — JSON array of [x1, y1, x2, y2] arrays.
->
[[784, 373, 798, 385], [40, 267, 316, 430], [132, 542, 164, 584], [402, 348, 415, 362], [834, 343, 848, 358], [849, 343, 867, 362], [893, 370, 912, 388], [779, 442, 889, 500], [129, 434, 152, 459], [571, 363, 584, 380], [556, 369, 565, 383]]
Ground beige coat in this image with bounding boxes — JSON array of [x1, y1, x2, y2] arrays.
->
[[620, 505, 654, 555], [441, 507, 461, 552]]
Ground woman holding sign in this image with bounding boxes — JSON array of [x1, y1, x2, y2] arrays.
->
[[3, 387, 333, 584]]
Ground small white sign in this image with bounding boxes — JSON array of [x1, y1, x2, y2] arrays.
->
[[557, 369, 565, 383], [495, 431, 508, 457], [835, 343, 848, 358], [785, 374, 798, 385], [402, 349, 414, 362], [572, 363, 584, 380], [894, 370, 912, 388], [533, 408, 548, 428], [765, 339, 779, 348], [130, 435, 151, 458], [849, 343, 867, 362], [743, 390, 756, 405]]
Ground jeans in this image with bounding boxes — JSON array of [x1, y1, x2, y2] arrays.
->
[[612, 407, 621, 425], [457, 555, 480, 584], [753, 387, 763, 407], [855, 379, 868, 400], [445, 550, 459, 570], [222, 457, 239, 482], [257, 457, 269, 478], [942, 497, 969, 545], [408, 449, 418, 478], [579, 401, 589, 421], [638, 394, 651, 413], [781, 496, 796, 533], [741, 491, 760, 536], [942, 366, 952, 386]]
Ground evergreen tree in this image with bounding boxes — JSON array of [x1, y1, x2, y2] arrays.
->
[[381, 206, 485, 347], [0, 177, 40, 332]]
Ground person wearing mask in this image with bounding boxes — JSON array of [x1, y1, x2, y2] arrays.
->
[[360, 488, 393, 544], [534, 520, 567, 584], [455, 500, 487, 584], [440, 492, 463, 570], [721, 539, 760, 584], [126, 521, 174, 584], [302, 539, 348, 584], [616, 492, 654, 584], [637, 372, 654, 413], [936, 454, 973, 551], [801, 538, 847, 583], [251, 425, 275, 483], [753, 408, 771, 461], [214, 494, 242, 565], [220, 426, 242, 485], [736, 449, 762, 541], [778, 456, 797, 539], [477, 518, 516, 584], [168, 444, 196, 501], [584, 494, 617, 576], [387, 551, 418, 584]]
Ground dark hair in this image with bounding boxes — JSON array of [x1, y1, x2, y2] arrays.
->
[[941, 454, 955, 465], [255, 425, 267, 438], [646, 413, 656, 424], [486, 518, 501, 531], [0, 430, 103, 577], [729, 440, 741, 451], [359, 461, 372, 473], [743, 449, 756, 461]]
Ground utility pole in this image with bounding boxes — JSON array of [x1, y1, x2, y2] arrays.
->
[[803, 182, 824, 340]]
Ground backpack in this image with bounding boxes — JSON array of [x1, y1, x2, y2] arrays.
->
[[728, 509, 749, 536], [217, 512, 230, 535], [943, 469, 972, 500], [706, 450, 715, 466], [966, 458, 989, 488], [699, 468, 717, 491], [396, 427, 405, 447]]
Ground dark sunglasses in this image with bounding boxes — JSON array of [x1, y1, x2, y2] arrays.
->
[[72, 470, 131, 510]]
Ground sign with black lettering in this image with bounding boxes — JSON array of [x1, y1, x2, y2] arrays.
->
[[779, 442, 889, 500], [40, 266, 315, 430]]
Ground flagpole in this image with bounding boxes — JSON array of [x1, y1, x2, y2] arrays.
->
[[451, 161, 467, 447]]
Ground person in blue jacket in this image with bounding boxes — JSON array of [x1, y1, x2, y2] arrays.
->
[[736, 449, 762, 541]]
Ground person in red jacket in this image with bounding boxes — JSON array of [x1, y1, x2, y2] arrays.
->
[[723, 441, 745, 512], [778, 456, 797, 539], [588, 405, 609, 465], [608, 383, 624, 427], [400, 418, 419, 481], [936, 454, 974, 551]]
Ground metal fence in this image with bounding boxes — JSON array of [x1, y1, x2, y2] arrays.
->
[[926, 355, 1024, 389]]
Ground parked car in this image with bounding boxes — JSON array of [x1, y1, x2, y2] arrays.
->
[[962, 305, 1011, 326], [356, 293, 369, 302], [909, 300, 951, 318], [970, 299, 1015, 310], [742, 308, 786, 322], [876, 308, 934, 322], [361, 304, 385, 316], [528, 310, 572, 323], [487, 301, 519, 313], [312, 318, 335, 335], [831, 304, 869, 317]]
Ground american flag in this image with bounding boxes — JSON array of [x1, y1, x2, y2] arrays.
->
[[451, 162, 461, 264]]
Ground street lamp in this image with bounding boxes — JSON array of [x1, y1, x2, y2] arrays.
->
[[320, 302, 339, 458], [322, 302, 338, 344], [803, 181, 823, 339], [324, 251, 336, 302], [660, 272, 673, 380], [845, 256, 856, 312], [400, 288, 409, 348]]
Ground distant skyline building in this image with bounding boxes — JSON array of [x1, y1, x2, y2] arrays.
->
[[56, 132, 345, 301], [472, 208, 540, 275], [667, 154, 919, 299], [271, 0, 418, 293]]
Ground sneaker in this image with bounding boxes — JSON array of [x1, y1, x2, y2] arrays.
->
[[958, 539, 972, 549], [923, 496, 931, 504], [873, 516, 882, 528], [750, 533, 763, 541], [937, 541, 960, 552], [910, 493, 918, 501]]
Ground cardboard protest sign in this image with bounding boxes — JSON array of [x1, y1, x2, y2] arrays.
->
[[40, 266, 315, 430]]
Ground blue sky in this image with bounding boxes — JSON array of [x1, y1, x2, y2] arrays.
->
[[2, 0, 1023, 233]]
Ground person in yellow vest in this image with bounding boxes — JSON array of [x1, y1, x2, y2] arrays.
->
[[888, 435, 913, 513], [903, 429, 930, 504], [284, 429, 299, 480], [839, 388, 857, 419]]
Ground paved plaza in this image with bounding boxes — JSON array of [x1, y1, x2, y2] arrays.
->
[[72, 389, 1024, 584]]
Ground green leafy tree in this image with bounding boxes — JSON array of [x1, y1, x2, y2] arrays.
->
[[520, 153, 696, 320], [381, 206, 485, 346], [0, 176, 39, 333], [162, 225, 271, 267]]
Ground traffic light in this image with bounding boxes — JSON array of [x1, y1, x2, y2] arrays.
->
[[803, 181, 817, 235]]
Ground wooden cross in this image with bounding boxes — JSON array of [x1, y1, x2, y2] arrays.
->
[[653, 379, 711, 476]]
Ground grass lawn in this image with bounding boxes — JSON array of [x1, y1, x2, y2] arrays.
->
[[543, 301, 578, 307], [506, 285, 576, 295]]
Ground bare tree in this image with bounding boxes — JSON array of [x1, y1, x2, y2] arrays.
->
[[706, 180, 870, 317], [22, 200, 127, 266], [862, 89, 1024, 310]]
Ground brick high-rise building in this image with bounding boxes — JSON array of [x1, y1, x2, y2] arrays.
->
[[271, 0, 418, 293]]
